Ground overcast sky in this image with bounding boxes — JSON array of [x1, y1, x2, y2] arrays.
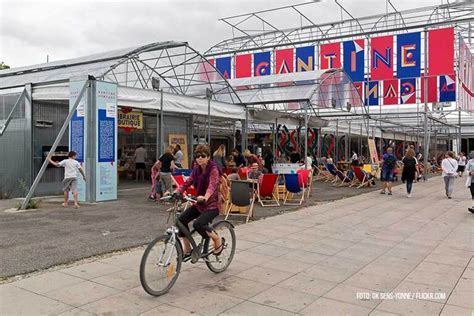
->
[[0, 0, 445, 68]]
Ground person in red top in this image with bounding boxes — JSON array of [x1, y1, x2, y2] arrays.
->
[[244, 149, 263, 170], [173, 144, 223, 257]]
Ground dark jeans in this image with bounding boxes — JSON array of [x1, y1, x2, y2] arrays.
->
[[177, 206, 219, 239], [470, 185, 474, 199], [406, 179, 413, 194]]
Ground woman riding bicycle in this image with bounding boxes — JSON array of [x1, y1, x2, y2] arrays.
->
[[172, 144, 223, 257]]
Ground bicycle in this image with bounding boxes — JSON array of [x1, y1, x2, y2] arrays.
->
[[140, 194, 236, 296]]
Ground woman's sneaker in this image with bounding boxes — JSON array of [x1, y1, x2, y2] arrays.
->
[[468, 207, 474, 214], [406, 193, 411, 198]]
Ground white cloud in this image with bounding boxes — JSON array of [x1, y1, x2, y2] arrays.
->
[[0, 0, 442, 67]]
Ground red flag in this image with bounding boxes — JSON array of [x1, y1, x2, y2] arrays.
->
[[198, 58, 216, 81], [371, 35, 394, 80], [235, 54, 252, 78], [320, 43, 341, 69], [383, 79, 398, 105], [420, 75, 438, 103], [275, 48, 294, 74], [428, 27, 454, 76]]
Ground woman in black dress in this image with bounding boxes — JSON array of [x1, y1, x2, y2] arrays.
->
[[402, 148, 418, 198]]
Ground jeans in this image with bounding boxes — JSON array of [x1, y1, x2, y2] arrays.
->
[[406, 179, 413, 194], [177, 206, 219, 239], [444, 176, 455, 196]]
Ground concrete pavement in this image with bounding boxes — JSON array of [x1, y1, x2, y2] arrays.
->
[[1, 176, 473, 315]]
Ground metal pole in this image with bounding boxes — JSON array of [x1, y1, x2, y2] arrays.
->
[[423, 29, 429, 177], [21, 80, 89, 209], [347, 121, 351, 160], [317, 128, 322, 158], [207, 95, 211, 145], [458, 108, 462, 154], [335, 119, 339, 161], [156, 110, 160, 160], [160, 89, 164, 156], [274, 118, 278, 158], [304, 102, 309, 168], [359, 124, 362, 157]]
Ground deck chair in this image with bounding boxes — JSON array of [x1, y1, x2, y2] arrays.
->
[[313, 165, 332, 182], [172, 175, 197, 196], [325, 164, 339, 183], [257, 173, 279, 207], [225, 180, 255, 223], [350, 166, 370, 188], [283, 174, 305, 205], [334, 169, 353, 187], [297, 169, 313, 198]]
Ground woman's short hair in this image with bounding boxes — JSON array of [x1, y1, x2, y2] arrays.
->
[[194, 144, 211, 157], [446, 151, 454, 158]]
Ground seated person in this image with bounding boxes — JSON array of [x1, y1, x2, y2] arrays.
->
[[248, 162, 263, 181], [227, 167, 240, 181]]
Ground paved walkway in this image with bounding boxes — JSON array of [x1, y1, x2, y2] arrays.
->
[[1, 176, 473, 315]]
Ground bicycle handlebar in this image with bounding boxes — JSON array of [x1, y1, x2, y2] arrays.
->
[[160, 193, 197, 204]]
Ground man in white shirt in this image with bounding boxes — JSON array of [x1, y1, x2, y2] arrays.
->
[[134, 144, 147, 181], [441, 151, 458, 199], [49, 151, 86, 208]]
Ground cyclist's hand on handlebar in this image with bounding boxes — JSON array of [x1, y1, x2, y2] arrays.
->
[[196, 195, 207, 203]]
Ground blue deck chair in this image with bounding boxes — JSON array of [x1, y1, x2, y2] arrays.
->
[[283, 174, 305, 205], [325, 163, 338, 183]]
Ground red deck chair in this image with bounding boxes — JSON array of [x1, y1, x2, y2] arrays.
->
[[297, 169, 313, 198], [257, 173, 280, 207], [350, 166, 369, 189], [173, 175, 197, 196], [238, 167, 250, 180]]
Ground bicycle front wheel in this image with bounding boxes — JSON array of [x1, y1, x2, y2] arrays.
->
[[204, 221, 236, 273], [140, 234, 182, 296]]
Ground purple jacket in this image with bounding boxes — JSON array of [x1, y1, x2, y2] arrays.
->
[[178, 160, 220, 212]]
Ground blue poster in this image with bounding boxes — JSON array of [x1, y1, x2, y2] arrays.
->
[[439, 75, 456, 102], [69, 80, 87, 202], [253, 52, 271, 76], [365, 81, 379, 106], [70, 112, 84, 162], [215, 57, 231, 79], [95, 81, 117, 201], [296, 46, 315, 72], [397, 32, 421, 78], [98, 109, 115, 163], [343, 40, 365, 82]]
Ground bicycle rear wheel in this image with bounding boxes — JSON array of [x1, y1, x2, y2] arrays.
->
[[140, 234, 182, 296], [204, 221, 236, 273]]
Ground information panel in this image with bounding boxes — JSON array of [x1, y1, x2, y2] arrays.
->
[[69, 81, 87, 202], [95, 82, 118, 201]]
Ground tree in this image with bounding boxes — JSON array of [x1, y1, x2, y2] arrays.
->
[[0, 62, 10, 70]]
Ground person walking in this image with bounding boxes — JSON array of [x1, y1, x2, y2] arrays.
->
[[174, 144, 183, 169], [441, 151, 458, 199], [212, 144, 226, 171], [159, 146, 176, 195], [401, 148, 418, 198], [466, 151, 474, 213], [380, 146, 397, 195], [457, 152, 467, 177], [48, 151, 86, 209], [134, 144, 147, 181]]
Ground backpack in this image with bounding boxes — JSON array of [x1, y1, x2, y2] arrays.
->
[[385, 155, 397, 169], [217, 174, 230, 214]]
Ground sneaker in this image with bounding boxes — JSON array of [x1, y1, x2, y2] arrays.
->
[[447, 196, 452, 199], [406, 193, 411, 198], [468, 207, 474, 214], [380, 190, 386, 195], [388, 191, 393, 196]]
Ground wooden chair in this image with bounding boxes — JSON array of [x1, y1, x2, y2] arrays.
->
[[350, 166, 370, 188], [334, 169, 353, 187], [283, 174, 305, 205], [225, 180, 256, 223], [297, 169, 313, 198], [257, 174, 280, 207]]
